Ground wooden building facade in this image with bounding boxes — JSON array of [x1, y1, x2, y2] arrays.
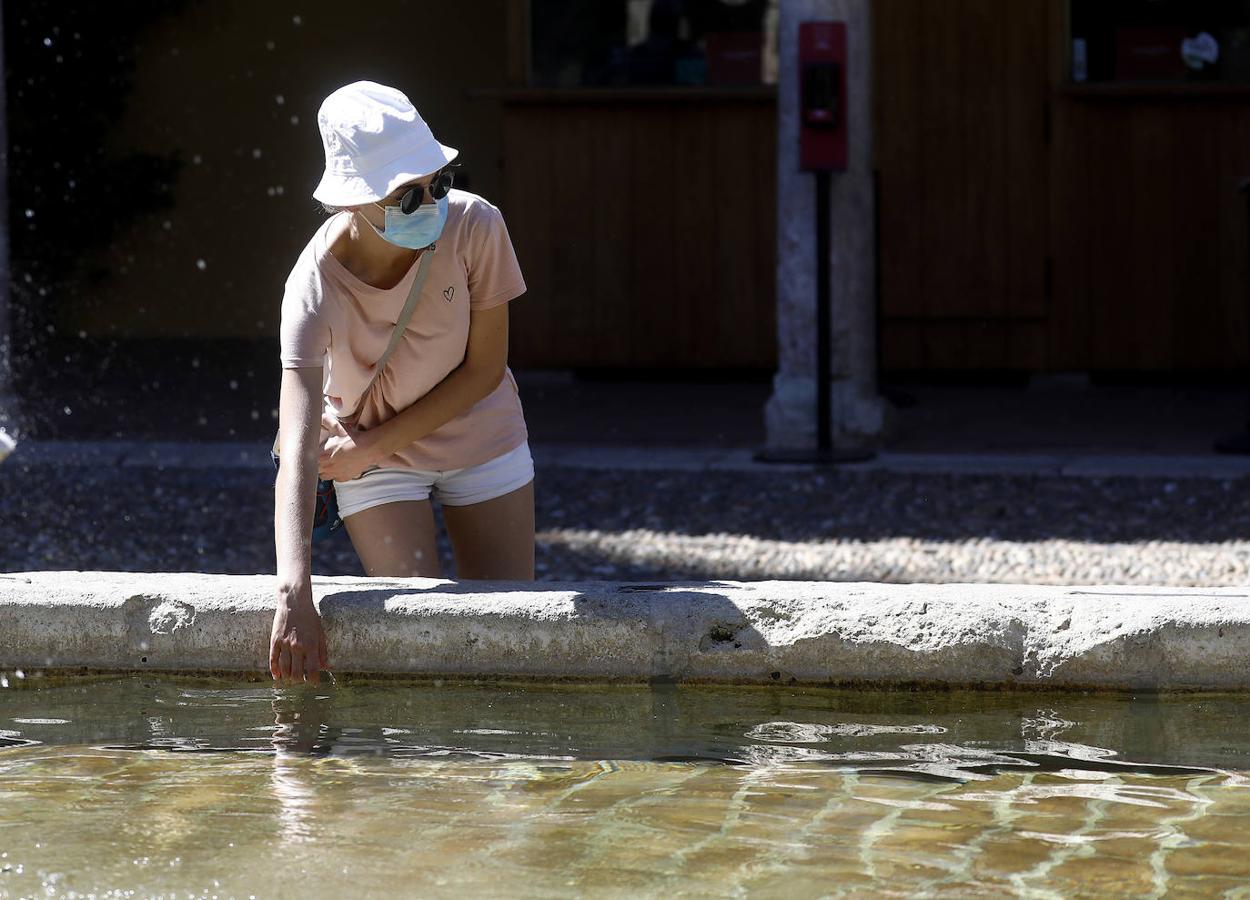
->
[[52, 1, 1250, 376], [501, 0, 1250, 374], [875, 0, 1250, 373], [492, 1, 780, 371]]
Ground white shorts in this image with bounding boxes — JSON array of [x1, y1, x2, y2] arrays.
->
[[333, 442, 534, 518]]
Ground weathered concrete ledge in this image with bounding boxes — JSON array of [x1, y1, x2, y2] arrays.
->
[[2, 572, 1249, 690]]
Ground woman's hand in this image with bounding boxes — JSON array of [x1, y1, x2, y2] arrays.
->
[[317, 413, 385, 481], [270, 583, 330, 684]]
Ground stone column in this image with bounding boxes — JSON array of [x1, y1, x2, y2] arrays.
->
[[0, 0, 17, 436], [764, 0, 888, 454]]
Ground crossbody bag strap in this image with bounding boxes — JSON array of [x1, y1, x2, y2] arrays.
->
[[272, 243, 438, 456], [340, 242, 438, 422]]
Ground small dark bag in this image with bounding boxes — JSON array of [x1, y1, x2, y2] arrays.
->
[[270, 453, 343, 542]]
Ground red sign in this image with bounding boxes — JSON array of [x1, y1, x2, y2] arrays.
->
[[1115, 26, 1187, 81], [799, 21, 847, 172]]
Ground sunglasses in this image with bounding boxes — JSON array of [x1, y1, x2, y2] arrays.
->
[[392, 165, 458, 215]]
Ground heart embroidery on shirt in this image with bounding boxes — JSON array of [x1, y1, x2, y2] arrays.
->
[[443, 286, 455, 302]]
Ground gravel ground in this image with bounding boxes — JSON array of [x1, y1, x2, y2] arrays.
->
[[2, 461, 1248, 587]]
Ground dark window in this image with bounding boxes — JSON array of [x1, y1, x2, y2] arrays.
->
[[1071, 0, 1250, 83], [530, 0, 778, 88]]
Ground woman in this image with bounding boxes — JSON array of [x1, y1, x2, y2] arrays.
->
[[270, 81, 534, 685]]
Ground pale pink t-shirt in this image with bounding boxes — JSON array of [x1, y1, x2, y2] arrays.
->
[[279, 188, 528, 471]]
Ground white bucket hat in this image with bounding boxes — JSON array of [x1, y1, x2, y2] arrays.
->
[[312, 80, 458, 207]]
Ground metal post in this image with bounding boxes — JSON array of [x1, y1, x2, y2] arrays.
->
[[757, 167, 873, 465], [816, 169, 832, 453]]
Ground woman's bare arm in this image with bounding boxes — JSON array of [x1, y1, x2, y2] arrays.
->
[[271, 366, 330, 683], [275, 367, 324, 583]]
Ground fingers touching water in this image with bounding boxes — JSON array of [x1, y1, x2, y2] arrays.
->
[[270, 591, 330, 685]]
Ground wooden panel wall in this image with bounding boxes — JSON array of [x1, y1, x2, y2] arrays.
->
[[500, 98, 777, 370], [875, 0, 1250, 372], [1049, 96, 1250, 370], [874, 0, 1053, 372]]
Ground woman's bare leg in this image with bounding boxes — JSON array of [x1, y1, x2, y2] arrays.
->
[[440, 481, 535, 580], [343, 499, 443, 578]]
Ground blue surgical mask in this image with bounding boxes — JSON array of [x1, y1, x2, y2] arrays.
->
[[366, 194, 448, 249]]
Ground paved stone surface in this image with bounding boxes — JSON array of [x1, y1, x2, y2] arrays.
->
[[2, 572, 1249, 689], [4, 443, 1250, 587]]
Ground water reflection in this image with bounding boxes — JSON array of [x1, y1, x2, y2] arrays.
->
[[271, 689, 337, 755], [268, 691, 336, 844], [5, 675, 1250, 780], [4, 678, 1250, 894]]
